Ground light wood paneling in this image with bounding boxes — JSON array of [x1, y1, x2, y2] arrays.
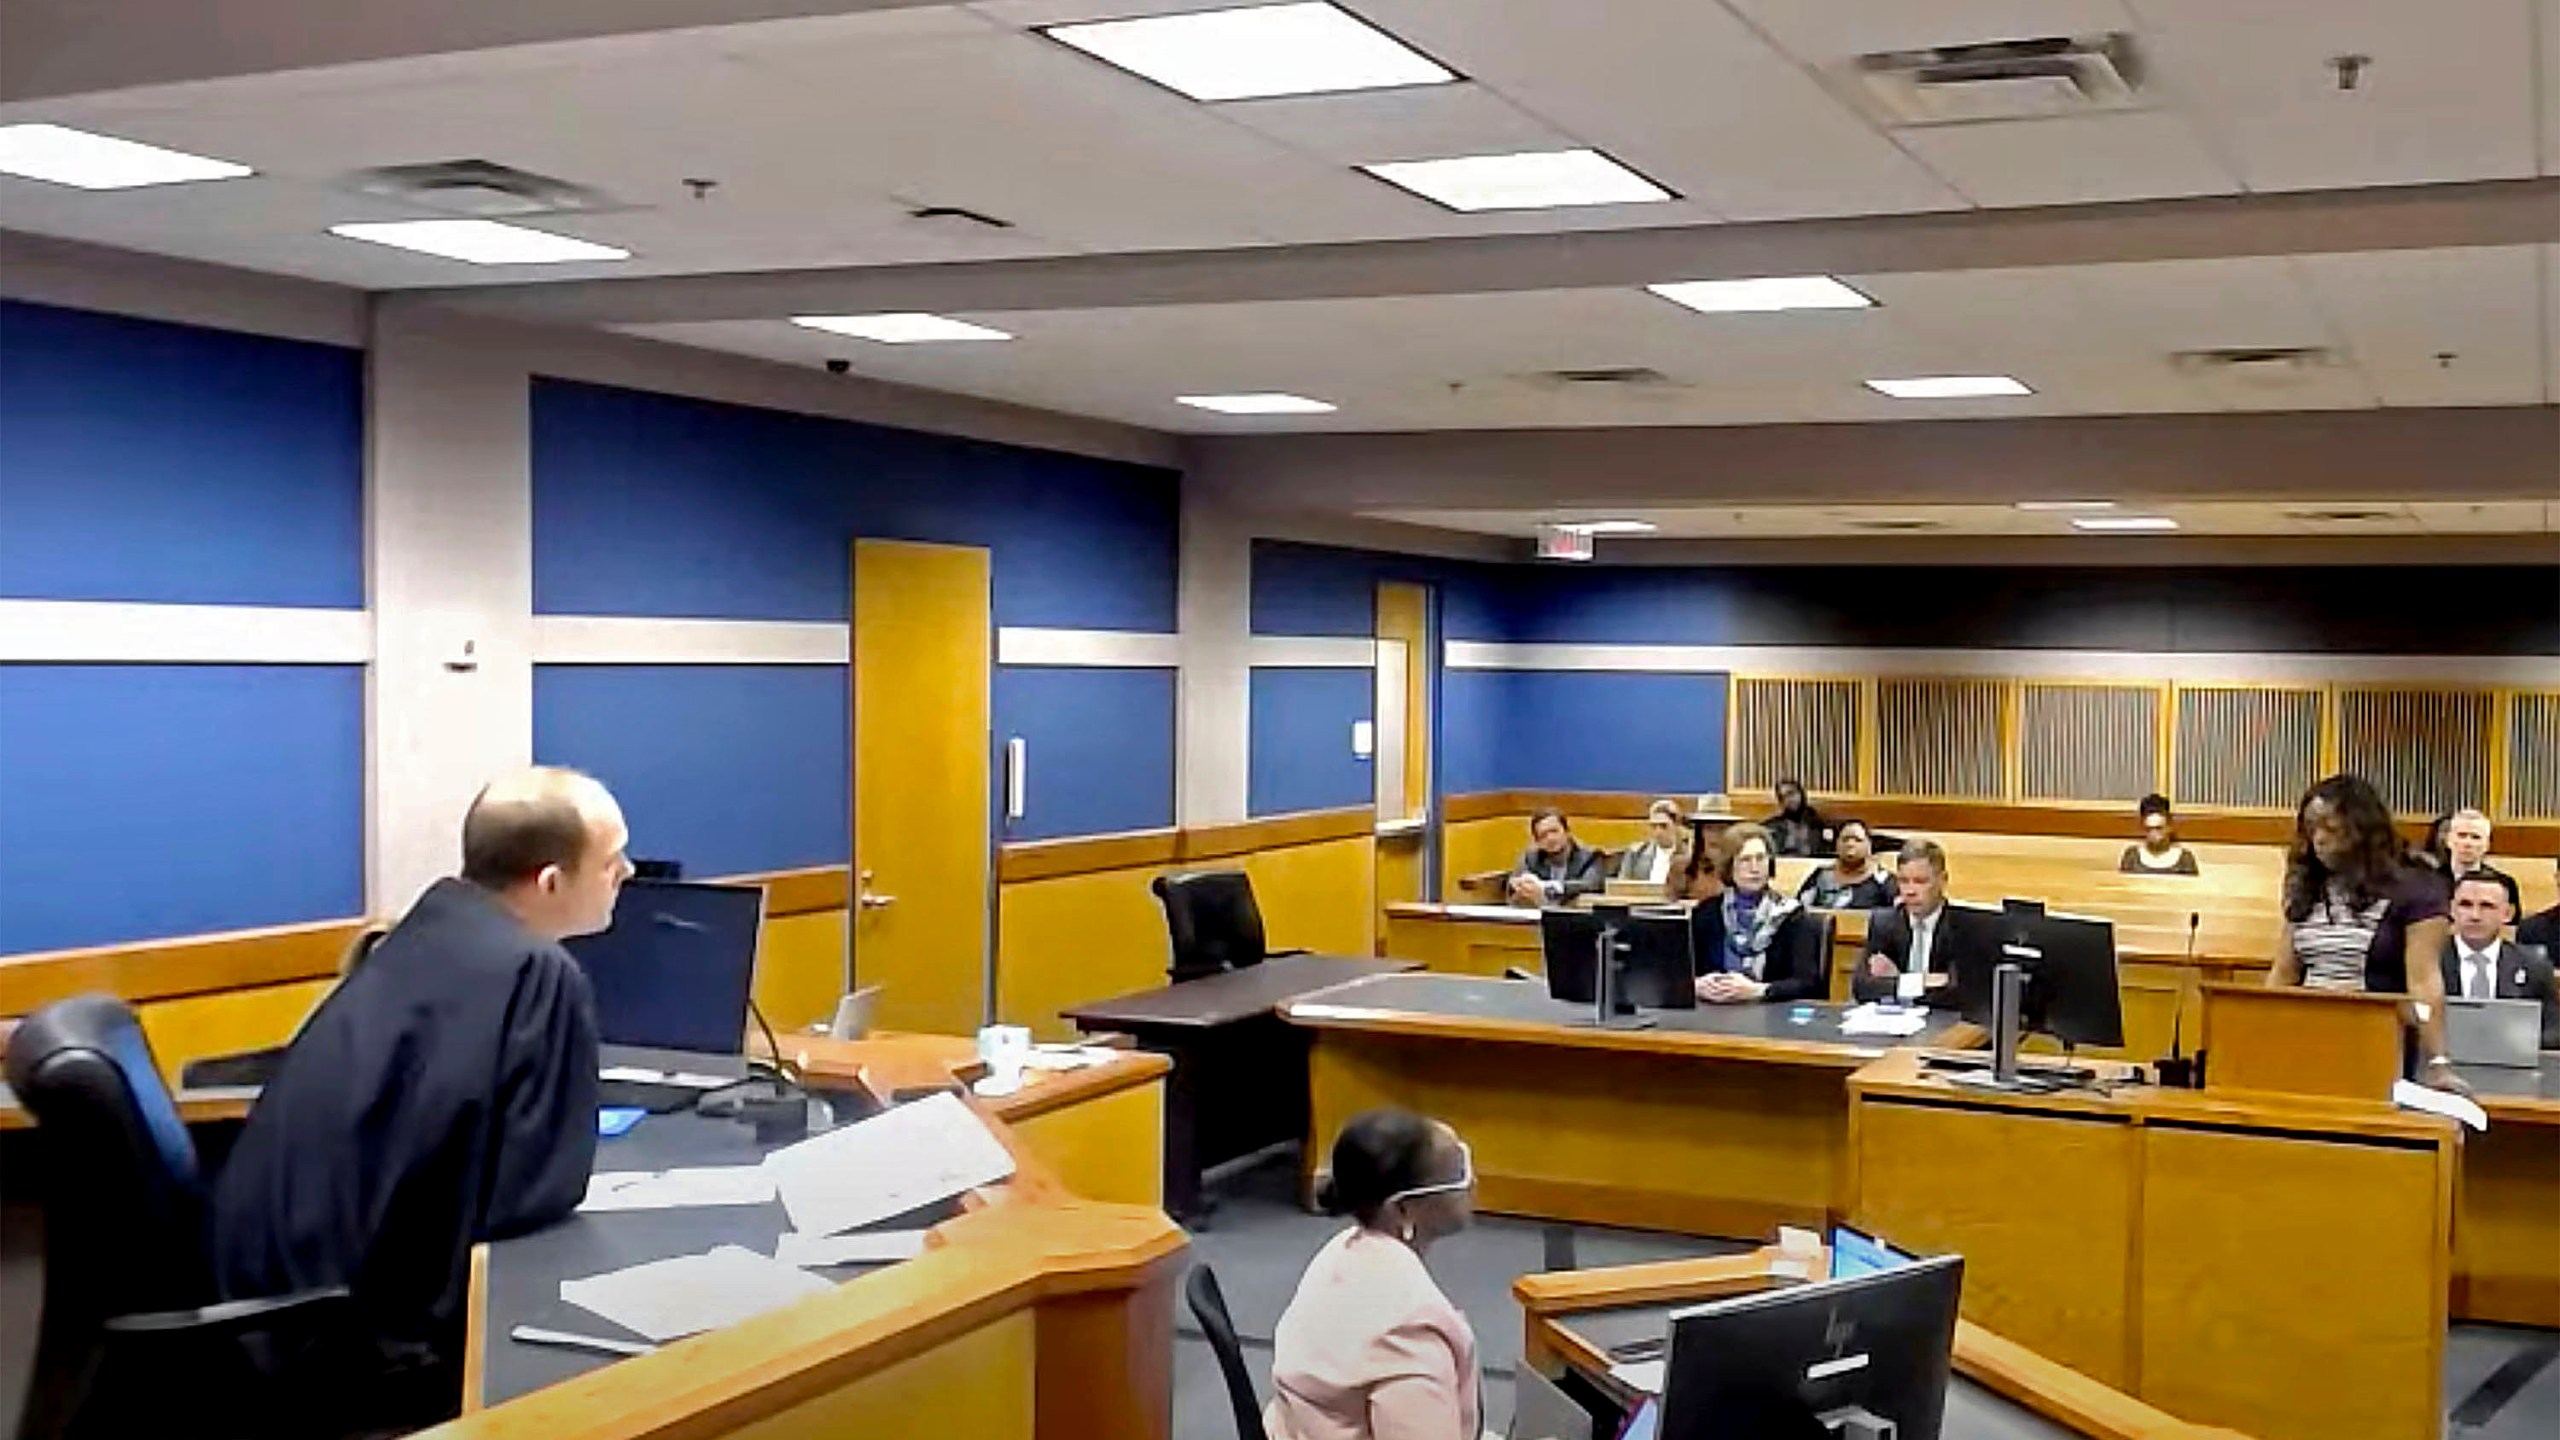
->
[[2338, 686, 2494, 821], [997, 831, 1180, 884], [997, 863, 1172, 1041], [0, 917, 362, 1015], [132, 978, 333, 1084], [724, 1311, 1034, 1440], [1381, 906, 1544, 977], [1180, 807, 1372, 863], [755, 909, 848, 1034], [1733, 677, 1860, 794], [1374, 830, 1427, 954], [1010, 1078, 1164, 1208], [1244, 833, 1375, 957], [2022, 683, 2163, 802], [2139, 1125, 2447, 1440], [1851, 1101, 2136, 1386], [2173, 686, 2324, 812], [1878, 678, 2007, 800], [2502, 690, 2560, 820], [2455, 1102, 2560, 1327]]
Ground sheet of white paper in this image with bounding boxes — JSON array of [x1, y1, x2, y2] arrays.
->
[[1020, 1045, 1117, 1072], [762, 1091, 1017, 1237], [1609, 1359, 1667, 1394], [559, 1245, 831, 1343], [1895, 972, 1926, 1001], [599, 1065, 665, 1084], [1446, 903, 1532, 922], [1776, 1225, 1821, 1256], [1839, 1003, 1930, 1038], [579, 1166, 776, 1214], [2392, 1079, 2489, 1132], [773, 1229, 930, 1269]]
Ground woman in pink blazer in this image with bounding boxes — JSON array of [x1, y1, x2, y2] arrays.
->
[[1266, 1108, 1482, 1440]]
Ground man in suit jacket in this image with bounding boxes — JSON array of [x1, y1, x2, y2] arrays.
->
[[1850, 838, 1990, 1010], [1505, 806, 1607, 906], [2519, 856, 2560, 950], [2441, 872, 2560, 1049]]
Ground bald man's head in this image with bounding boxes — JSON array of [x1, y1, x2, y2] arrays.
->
[[461, 768, 631, 939]]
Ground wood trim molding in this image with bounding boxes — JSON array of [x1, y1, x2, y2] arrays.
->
[[1178, 807, 1375, 862], [0, 918, 366, 1017], [721, 865, 853, 917], [997, 830, 1181, 884]]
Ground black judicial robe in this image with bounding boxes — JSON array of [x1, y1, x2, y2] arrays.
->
[[211, 878, 598, 1404]]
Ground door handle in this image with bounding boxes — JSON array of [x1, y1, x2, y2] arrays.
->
[[858, 891, 897, 910]]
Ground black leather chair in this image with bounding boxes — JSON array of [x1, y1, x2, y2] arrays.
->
[[1184, 1264, 1268, 1440], [1785, 911, 1840, 998], [1153, 871, 1300, 982], [5, 993, 348, 1440]]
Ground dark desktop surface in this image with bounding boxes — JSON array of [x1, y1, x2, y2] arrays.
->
[[1286, 972, 1965, 1050], [1063, 954, 1414, 1030], [2458, 1051, 2560, 1102]]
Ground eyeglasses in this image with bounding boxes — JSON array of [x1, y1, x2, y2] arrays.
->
[[1382, 1141, 1474, 1207]]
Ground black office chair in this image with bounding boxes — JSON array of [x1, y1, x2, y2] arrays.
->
[[1184, 1264, 1269, 1440], [1153, 871, 1301, 982], [179, 924, 384, 1091], [5, 993, 349, 1440], [1785, 912, 1840, 999]]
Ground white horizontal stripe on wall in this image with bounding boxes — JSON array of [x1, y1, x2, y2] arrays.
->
[[1250, 635, 1377, 668], [532, 616, 849, 665], [0, 600, 373, 663], [1445, 641, 2560, 687], [997, 627, 1181, 667]]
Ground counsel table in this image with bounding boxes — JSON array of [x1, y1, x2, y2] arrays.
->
[[1282, 972, 1962, 1236], [2456, 1055, 2560, 1326], [1846, 1049, 2456, 1440], [1062, 953, 1413, 1222]]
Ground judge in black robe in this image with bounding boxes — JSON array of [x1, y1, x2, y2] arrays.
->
[[213, 770, 623, 1428]]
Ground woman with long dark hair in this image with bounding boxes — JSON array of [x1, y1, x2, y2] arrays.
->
[[2268, 774, 2462, 1091]]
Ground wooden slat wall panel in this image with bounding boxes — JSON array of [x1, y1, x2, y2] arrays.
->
[[1877, 678, 2005, 800], [1732, 678, 1859, 793], [2508, 692, 2560, 821], [2021, 684, 2160, 802], [2335, 688, 2492, 820], [2175, 687, 2322, 810]]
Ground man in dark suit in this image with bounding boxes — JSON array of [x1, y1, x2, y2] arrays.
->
[[1506, 805, 1608, 906], [1850, 837, 1990, 1009], [2441, 872, 2560, 1049]]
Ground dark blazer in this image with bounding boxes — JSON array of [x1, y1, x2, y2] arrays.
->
[[1512, 842, 1608, 902], [1691, 898, 1833, 1004], [1850, 903, 1993, 1009], [2439, 938, 2560, 1049], [2521, 904, 2560, 950]]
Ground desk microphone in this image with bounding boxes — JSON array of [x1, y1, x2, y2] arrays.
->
[[2153, 912, 2204, 1090]]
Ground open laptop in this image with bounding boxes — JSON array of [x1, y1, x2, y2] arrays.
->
[[565, 879, 766, 1105], [2445, 997, 2542, 1069]]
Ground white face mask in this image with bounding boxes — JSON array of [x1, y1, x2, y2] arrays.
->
[[1381, 1140, 1474, 1211]]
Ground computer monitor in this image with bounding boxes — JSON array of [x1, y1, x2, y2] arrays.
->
[[1544, 906, 1696, 1011], [1827, 1224, 1914, 1281], [1658, 1254, 1964, 1440], [1962, 901, 2124, 1050], [566, 879, 764, 1065]]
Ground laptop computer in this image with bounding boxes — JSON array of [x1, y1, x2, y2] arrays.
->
[[2445, 997, 2542, 1069], [565, 879, 767, 1106]]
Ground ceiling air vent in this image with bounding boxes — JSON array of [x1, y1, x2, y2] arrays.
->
[[1520, 366, 1682, 391], [1855, 35, 2142, 126], [347, 160, 615, 218], [1843, 518, 1946, 532], [2285, 508, 2399, 524], [2170, 346, 2343, 388]]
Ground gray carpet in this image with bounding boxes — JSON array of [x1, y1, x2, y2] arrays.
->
[[1168, 1151, 2560, 1440]]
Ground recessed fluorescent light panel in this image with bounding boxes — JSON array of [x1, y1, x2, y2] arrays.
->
[[0, 123, 252, 189], [1042, 2, 1455, 102], [2072, 516, 2180, 532], [792, 313, 1013, 344], [1177, 393, 1338, 415], [1865, 375, 2033, 399], [2012, 500, 2118, 512], [1363, 148, 1671, 212], [327, 219, 628, 265], [1558, 520, 1658, 535], [1647, 276, 1873, 314]]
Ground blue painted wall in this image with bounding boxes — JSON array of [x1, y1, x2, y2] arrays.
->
[[532, 665, 851, 878], [993, 667, 1178, 841], [1438, 669, 1512, 795], [1247, 539, 1507, 640], [0, 665, 366, 952], [1499, 671, 1728, 795], [1248, 667, 1373, 816], [0, 300, 364, 608], [531, 379, 1179, 630]]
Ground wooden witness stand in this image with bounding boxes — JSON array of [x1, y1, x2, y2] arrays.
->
[[1516, 1246, 2256, 1440], [435, 1036, 1184, 1440]]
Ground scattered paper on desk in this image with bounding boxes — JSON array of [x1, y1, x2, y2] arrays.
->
[[1777, 1225, 1820, 1257], [1770, 1258, 1812, 1281], [1020, 1045, 1118, 1072], [762, 1091, 1015, 1237], [598, 1064, 728, 1090], [774, 1229, 929, 1269], [579, 1166, 776, 1214], [2392, 1079, 2489, 1132], [1446, 903, 1528, 921], [1839, 1004, 1930, 1038], [1609, 1360, 1666, 1394], [1895, 972, 1926, 1002], [600, 1065, 664, 1084], [559, 1245, 831, 1343]]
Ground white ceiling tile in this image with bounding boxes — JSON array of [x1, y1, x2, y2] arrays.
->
[[2295, 247, 2545, 407], [2129, 0, 2538, 191], [1892, 111, 2237, 207], [1358, 0, 1965, 219], [1721, 0, 2140, 64], [1216, 83, 1565, 165]]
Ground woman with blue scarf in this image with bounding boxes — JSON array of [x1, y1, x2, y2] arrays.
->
[[1691, 823, 1827, 1005]]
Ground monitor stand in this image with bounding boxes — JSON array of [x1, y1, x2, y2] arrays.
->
[[1568, 923, 1658, 1030]]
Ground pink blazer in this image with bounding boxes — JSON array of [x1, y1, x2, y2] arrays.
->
[[1264, 1227, 1483, 1440]]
